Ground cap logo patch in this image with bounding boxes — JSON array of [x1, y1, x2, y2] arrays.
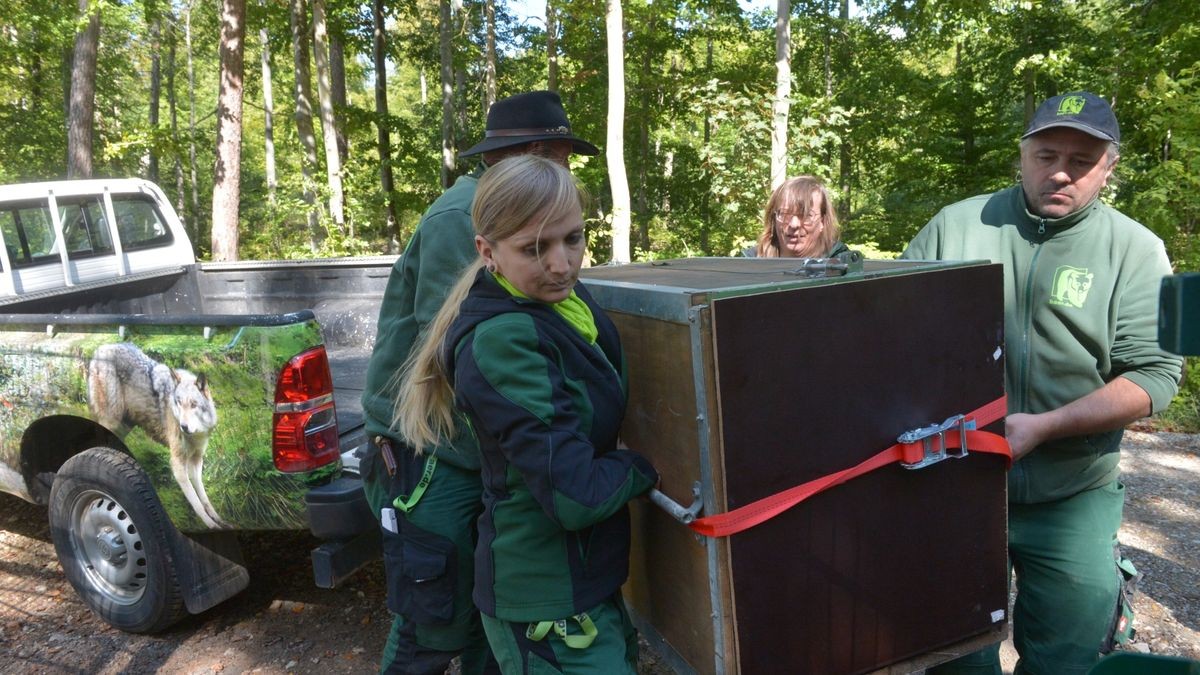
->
[[1057, 95, 1086, 116]]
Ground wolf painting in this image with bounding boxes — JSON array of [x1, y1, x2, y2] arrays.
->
[[87, 343, 227, 528]]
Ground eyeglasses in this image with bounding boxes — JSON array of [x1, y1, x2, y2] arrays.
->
[[773, 210, 823, 226]]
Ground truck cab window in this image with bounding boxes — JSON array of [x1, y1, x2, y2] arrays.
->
[[1, 203, 57, 265], [57, 198, 114, 259], [0, 210, 19, 268], [112, 197, 172, 250]]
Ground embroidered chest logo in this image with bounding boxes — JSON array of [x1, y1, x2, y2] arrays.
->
[[1050, 265, 1094, 308]]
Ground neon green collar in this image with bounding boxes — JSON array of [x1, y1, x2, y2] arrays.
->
[[493, 273, 597, 344]]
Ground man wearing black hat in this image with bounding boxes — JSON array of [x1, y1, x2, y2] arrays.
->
[[903, 93, 1182, 673], [360, 90, 598, 675]]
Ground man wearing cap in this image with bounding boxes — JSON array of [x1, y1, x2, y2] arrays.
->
[[360, 90, 598, 675], [903, 92, 1182, 673]]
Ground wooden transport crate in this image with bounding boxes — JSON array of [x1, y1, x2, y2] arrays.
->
[[580, 257, 1010, 675]]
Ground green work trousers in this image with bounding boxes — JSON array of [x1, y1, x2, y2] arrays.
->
[[480, 593, 639, 675], [929, 481, 1126, 675], [362, 442, 496, 675]]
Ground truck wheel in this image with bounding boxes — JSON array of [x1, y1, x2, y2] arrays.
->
[[48, 446, 187, 633]]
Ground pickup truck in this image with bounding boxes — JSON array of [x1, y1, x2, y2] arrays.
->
[[0, 179, 391, 633]]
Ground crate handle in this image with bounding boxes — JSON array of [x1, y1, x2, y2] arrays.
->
[[648, 482, 703, 525]]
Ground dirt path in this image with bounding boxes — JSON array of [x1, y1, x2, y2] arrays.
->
[[1114, 430, 1200, 660], [0, 430, 1196, 674]]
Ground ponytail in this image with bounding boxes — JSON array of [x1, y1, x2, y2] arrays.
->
[[392, 260, 483, 454]]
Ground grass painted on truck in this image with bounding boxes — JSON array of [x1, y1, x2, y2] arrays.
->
[[0, 319, 338, 531]]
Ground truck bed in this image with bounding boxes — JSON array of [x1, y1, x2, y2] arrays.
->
[[1, 257, 397, 477]]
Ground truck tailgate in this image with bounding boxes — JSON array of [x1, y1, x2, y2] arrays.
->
[[328, 347, 370, 474]]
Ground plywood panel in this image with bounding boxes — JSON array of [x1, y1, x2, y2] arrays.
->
[[615, 312, 720, 675], [711, 267, 1008, 674]]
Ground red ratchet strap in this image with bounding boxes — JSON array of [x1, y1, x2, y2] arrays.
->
[[689, 396, 1011, 538]]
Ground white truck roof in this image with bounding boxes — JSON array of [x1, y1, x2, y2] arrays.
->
[[0, 178, 195, 301]]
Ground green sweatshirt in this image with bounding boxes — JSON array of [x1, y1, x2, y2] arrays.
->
[[902, 185, 1182, 503], [361, 167, 484, 470]]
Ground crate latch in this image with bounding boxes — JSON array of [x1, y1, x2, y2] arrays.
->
[[897, 414, 975, 470], [784, 250, 865, 278]]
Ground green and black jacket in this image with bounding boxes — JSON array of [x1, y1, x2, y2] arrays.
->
[[444, 270, 659, 622]]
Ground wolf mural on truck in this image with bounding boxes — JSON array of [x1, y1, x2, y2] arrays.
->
[[0, 322, 333, 531], [87, 343, 228, 529]]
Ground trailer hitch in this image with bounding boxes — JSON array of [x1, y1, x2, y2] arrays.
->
[[648, 481, 704, 525]]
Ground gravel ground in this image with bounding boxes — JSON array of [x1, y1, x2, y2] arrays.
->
[[1109, 430, 1200, 660], [0, 429, 1196, 674]]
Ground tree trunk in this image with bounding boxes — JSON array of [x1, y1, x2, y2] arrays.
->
[[636, 13, 655, 254], [823, 0, 832, 98], [186, 4, 200, 240], [211, 0, 246, 262], [373, 0, 399, 251], [312, 0, 345, 229], [260, 6, 276, 204], [702, 36, 712, 245], [439, 0, 454, 189], [771, 0, 790, 191], [484, 0, 496, 111], [67, 0, 100, 179], [149, 17, 162, 182], [1023, 67, 1036, 128], [167, 17, 186, 232], [455, 65, 467, 154], [837, 0, 851, 221], [290, 0, 322, 250], [330, 32, 348, 163], [606, 0, 630, 264], [546, 0, 558, 91]]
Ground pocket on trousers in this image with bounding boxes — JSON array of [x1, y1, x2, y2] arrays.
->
[[381, 520, 457, 625], [526, 651, 564, 675]]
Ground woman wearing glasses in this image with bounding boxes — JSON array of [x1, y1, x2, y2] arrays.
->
[[751, 176, 850, 258]]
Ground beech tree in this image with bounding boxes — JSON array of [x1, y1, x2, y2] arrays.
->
[[771, 0, 790, 190], [312, 0, 345, 228], [259, 2, 276, 203], [211, 0, 246, 262], [484, 0, 496, 110], [289, 0, 322, 249], [546, 0, 558, 91], [439, 0, 454, 188], [148, 14, 161, 182], [372, 0, 398, 250], [66, 0, 100, 178], [606, 0, 630, 263]]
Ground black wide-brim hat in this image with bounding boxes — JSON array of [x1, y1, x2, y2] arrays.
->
[[459, 90, 600, 158]]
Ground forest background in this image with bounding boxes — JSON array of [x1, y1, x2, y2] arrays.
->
[[1, 0, 1198, 424]]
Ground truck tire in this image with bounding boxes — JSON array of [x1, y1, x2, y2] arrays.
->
[[48, 446, 187, 633]]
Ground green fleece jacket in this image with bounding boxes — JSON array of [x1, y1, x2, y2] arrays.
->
[[361, 167, 484, 470], [902, 185, 1182, 503]]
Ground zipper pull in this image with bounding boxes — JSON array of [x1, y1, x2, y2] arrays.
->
[[1038, 220, 1046, 236]]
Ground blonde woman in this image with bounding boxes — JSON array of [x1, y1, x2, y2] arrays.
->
[[396, 155, 658, 674], [753, 176, 849, 258]]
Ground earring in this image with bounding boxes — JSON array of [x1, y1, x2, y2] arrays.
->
[[485, 260, 497, 274]]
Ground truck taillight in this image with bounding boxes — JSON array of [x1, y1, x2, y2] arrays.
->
[[273, 346, 340, 473]]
